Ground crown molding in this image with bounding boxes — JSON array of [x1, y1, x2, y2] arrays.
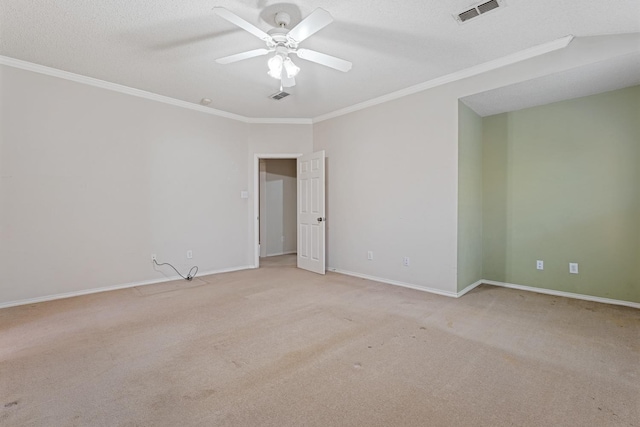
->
[[1, 35, 573, 126], [0, 56, 250, 121], [0, 56, 312, 125], [247, 117, 313, 125], [312, 35, 574, 123]]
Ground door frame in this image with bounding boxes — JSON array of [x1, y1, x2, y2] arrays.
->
[[253, 153, 302, 268]]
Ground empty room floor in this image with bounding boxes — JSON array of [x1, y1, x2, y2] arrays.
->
[[1, 257, 638, 426]]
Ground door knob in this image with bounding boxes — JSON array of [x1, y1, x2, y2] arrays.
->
[[317, 217, 325, 222]]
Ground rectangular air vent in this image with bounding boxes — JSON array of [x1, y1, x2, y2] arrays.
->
[[269, 91, 290, 100], [458, 8, 480, 22], [455, 0, 504, 23], [477, 0, 500, 14]]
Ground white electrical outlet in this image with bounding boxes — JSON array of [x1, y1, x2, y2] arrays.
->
[[367, 251, 373, 261], [569, 263, 579, 274], [403, 257, 410, 267], [151, 254, 157, 262], [187, 250, 193, 259], [536, 260, 544, 270]]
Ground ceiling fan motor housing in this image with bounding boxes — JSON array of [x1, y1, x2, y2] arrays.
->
[[274, 12, 291, 27]]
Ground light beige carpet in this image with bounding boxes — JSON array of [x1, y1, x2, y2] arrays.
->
[[1, 255, 639, 426]]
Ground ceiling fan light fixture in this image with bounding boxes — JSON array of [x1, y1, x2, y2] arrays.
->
[[267, 54, 284, 79], [283, 57, 300, 78], [214, 7, 352, 88]]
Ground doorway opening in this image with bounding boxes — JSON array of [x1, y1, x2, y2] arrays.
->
[[253, 151, 326, 274], [259, 158, 297, 267], [253, 154, 301, 268]]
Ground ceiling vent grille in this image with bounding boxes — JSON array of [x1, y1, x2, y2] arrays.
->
[[269, 91, 290, 100], [477, 0, 500, 14], [456, 0, 504, 23], [458, 8, 480, 22]]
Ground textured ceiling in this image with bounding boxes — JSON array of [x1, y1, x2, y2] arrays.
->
[[462, 52, 640, 117], [1, 0, 639, 119]]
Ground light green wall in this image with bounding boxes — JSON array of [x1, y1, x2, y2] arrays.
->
[[482, 85, 640, 303], [457, 101, 484, 291]]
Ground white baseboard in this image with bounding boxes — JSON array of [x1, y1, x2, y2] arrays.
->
[[328, 268, 458, 298], [483, 280, 640, 309], [0, 265, 254, 309], [325, 269, 639, 309], [5, 267, 636, 311], [456, 280, 484, 298]]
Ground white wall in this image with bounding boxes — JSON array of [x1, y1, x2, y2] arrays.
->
[[248, 124, 313, 154], [313, 87, 460, 294], [0, 65, 251, 305], [0, 66, 314, 306]]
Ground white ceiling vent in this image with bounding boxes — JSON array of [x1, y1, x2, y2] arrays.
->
[[455, 0, 504, 23], [269, 91, 290, 100]]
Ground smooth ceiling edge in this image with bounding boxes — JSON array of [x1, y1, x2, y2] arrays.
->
[[312, 35, 575, 123], [0, 56, 313, 125]]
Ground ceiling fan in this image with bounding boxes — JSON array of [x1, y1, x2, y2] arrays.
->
[[212, 7, 352, 88]]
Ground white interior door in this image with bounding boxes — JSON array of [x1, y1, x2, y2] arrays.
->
[[297, 151, 325, 274]]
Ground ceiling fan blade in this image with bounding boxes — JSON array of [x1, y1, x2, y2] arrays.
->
[[295, 49, 352, 72], [212, 7, 271, 41], [281, 72, 296, 88], [216, 48, 271, 65], [287, 8, 333, 43]]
